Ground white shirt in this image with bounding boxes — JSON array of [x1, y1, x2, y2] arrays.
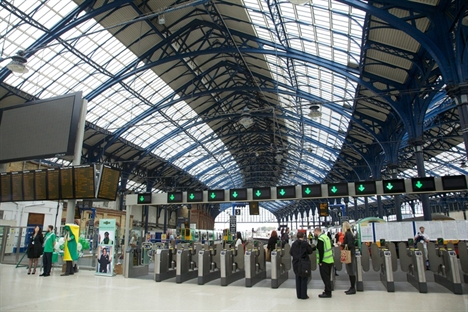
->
[[235, 238, 242, 249]]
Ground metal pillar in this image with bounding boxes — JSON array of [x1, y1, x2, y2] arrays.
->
[[66, 99, 88, 223], [364, 197, 369, 217], [377, 195, 383, 219], [391, 169, 402, 221], [448, 86, 468, 158], [413, 145, 431, 221]]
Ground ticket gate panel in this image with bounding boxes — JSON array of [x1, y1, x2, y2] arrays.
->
[[354, 249, 363, 291], [360, 244, 370, 272], [398, 242, 411, 273], [427, 242, 442, 274], [234, 248, 244, 271], [282, 244, 292, 271], [333, 246, 342, 272], [176, 248, 198, 283], [388, 243, 398, 272], [371, 244, 381, 272], [380, 250, 395, 292], [310, 251, 317, 271], [154, 248, 176, 282], [245, 248, 266, 287], [220, 249, 245, 286], [270, 250, 289, 289], [458, 242, 468, 283]]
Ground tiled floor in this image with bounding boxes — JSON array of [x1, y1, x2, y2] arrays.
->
[[0, 263, 467, 311]]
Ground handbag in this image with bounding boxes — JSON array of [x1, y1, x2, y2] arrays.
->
[[340, 245, 352, 264], [265, 248, 271, 262], [298, 243, 311, 277]]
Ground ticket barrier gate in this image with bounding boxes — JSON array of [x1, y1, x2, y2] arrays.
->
[[427, 240, 462, 294], [371, 241, 397, 292], [271, 243, 291, 289], [220, 246, 244, 286], [176, 243, 202, 283], [154, 244, 177, 282], [357, 246, 370, 291], [198, 242, 222, 285], [398, 240, 427, 293], [457, 242, 468, 284], [245, 242, 267, 287]]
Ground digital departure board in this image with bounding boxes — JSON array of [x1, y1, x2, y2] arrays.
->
[[249, 201, 259, 215], [60, 167, 74, 199], [73, 165, 95, 199], [47, 169, 60, 200], [187, 190, 203, 202], [137, 193, 152, 204], [0, 172, 11, 202], [441, 175, 467, 191], [276, 185, 296, 199], [208, 189, 225, 202], [229, 188, 247, 201], [11, 172, 23, 201], [22, 171, 35, 201], [302, 184, 322, 198], [35, 169, 47, 200], [96, 166, 120, 201], [252, 187, 271, 200], [319, 203, 329, 216]]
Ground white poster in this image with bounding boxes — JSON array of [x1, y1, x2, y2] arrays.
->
[[359, 224, 373, 242]]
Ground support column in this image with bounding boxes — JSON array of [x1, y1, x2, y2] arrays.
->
[[447, 86, 468, 158], [353, 197, 358, 220], [364, 197, 369, 217], [377, 195, 383, 219], [66, 99, 88, 223], [413, 144, 432, 221], [389, 168, 403, 221]]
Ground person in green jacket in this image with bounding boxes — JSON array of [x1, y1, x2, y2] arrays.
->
[[61, 225, 79, 276], [40, 225, 56, 277]]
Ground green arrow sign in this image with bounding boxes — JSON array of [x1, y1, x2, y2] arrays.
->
[[170, 194, 175, 201], [232, 191, 238, 198], [415, 181, 423, 189], [139, 195, 144, 202], [210, 192, 216, 199], [255, 190, 261, 197], [331, 186, 338, 193], [386, 183, 394, 190], [189, 193, 195, 200], [358, 184, 365, 192], [304, 187, 311, 195], [279, 189, 286, 196]]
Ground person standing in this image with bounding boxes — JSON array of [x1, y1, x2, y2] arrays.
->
[[313, 227, 334, 298], [235, 232, 243, 250], [61, 225, 79, 276], [341, 221, 356, 294], [414, 226, 430, 269], [27, 226, 44, 275], [40, 225, 55, 277], [290, 232, 313, 300]]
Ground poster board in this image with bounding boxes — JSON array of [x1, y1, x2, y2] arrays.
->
[[95, 219, 116, 276]]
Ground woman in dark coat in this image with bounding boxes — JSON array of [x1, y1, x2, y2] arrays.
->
[[267, 230, 280, 251], [27, 226, 44, 274], [290, 232, 313, 299], [342, 221, 356, 294]]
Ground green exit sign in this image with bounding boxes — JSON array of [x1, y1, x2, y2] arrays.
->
[[253, 187, 271, 200], [327, 182, 349, 197], [187, 190, 203, 202], [301, 184, 322, 198], [229, 188, 247, 201], [208, 189, 225, 202], [354, 181, 376, 196], [411, 177, 436, 193], [137, 193, 152, 204], [382, 179, 406, 194], [167, 192, 183, 203], [276, 185, 296, 199]]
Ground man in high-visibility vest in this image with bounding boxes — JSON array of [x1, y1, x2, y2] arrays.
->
[[313, 228, 334, 298]]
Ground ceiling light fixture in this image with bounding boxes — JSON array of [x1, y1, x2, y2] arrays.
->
[[2, 50, 29, 74], [308, 104, 322, 119], [158, 14, 166, 25], [289, 0, 310, 5], [239, 108, 254, 129]]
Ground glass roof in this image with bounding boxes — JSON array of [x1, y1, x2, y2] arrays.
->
[[243, 0, 364, 183]]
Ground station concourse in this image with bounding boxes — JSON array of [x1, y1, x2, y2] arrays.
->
[[1, 1, 468, 311]]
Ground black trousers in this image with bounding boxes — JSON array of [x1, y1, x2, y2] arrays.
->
[[319, 262, 333, 295], [43, 252, 52, 274], [295, 274, 308, 299], [65, 261, 74, 274]]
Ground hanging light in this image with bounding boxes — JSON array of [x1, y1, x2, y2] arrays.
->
[[3, 50, 29, 74], [238, 107, 254, 129], [308, 104, 322, 119], [289, 0, 310, 5]]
